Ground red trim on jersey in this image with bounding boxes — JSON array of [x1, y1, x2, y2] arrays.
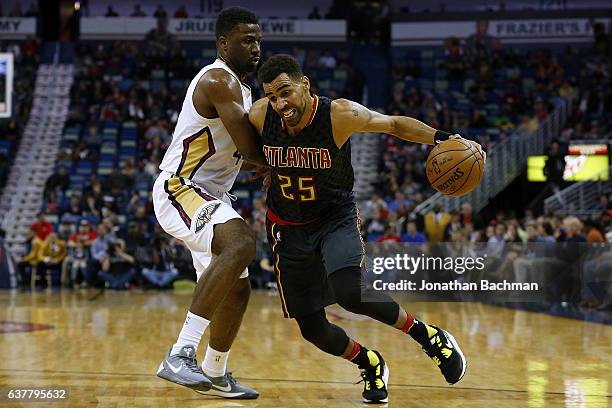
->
[[266, 208, 317, 226], [280, 94, 319, 131]]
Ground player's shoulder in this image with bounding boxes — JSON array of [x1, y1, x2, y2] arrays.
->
[[249, 97, 269, 134], [330, 98, 361, 118], [196, 68, 240, 95], [331, 98, 354, 112], [251, 97, 269, 114]]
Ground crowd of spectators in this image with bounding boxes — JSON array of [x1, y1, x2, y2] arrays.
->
[[0, 2, 38, 17], [0, 37, 39, 190], [16, 37, 361, 291], [3, 15, 608, 312]]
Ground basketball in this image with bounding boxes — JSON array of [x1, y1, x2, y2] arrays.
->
[[426, 138, 485, 197]]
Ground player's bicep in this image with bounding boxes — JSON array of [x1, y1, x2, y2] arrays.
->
[[333, 100, 394, 137], [215, 99, 253, 140], [203, 75, 263, 162], [352, 103, 395, 134]]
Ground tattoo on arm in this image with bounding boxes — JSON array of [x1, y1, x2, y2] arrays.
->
[[352, 109, 359, 117]]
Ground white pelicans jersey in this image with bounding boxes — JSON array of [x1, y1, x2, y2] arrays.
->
[[159, 58, 251, 194]]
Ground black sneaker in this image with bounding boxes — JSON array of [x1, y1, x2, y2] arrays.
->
[[358, 350, 389, 404], [421, 325, 466, 384]]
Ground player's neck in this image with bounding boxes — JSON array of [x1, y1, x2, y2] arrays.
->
[[285, 94, 316, 136], [217, 55, 247, 82]]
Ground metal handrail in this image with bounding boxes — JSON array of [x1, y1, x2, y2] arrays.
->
[[414, 97, 572, 215], [543, 164, 611, 216]]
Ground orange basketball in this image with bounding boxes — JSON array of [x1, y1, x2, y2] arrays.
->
[[426, 138, 485, 197]]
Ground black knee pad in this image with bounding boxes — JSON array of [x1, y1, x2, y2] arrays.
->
[[330, 266, 399, 326], [295, 310, 348, 356]]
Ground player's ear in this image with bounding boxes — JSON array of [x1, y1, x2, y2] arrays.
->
[[302, 76, 310, 91], [218, 36, 228, 53]]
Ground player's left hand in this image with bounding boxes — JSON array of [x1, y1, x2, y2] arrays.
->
[[250, 165, 271, 191], [449, 134, 486, 166], [251, 165, 270, 179]]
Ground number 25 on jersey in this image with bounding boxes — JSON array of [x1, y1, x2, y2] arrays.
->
[[277, 175, 317, 202]]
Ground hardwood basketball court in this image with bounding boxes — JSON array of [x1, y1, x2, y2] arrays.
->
[[0, 289, 609, 407]]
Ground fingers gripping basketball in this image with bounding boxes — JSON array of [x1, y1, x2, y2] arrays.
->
[[426, 139, 485, 197]]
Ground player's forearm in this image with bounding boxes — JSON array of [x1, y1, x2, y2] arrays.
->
[[390, 116, 437, 145], [240, 148, 268, 166]]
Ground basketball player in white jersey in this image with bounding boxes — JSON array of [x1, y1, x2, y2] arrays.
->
[[153, 7, 265, 399]]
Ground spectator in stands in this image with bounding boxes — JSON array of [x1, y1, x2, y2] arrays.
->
[[592, 20, 609, 57], [443, 36, 466, 80], [377, 225, 401, 243], [401, 221, 426, 243], [104, 6, 119, 17], [141, 236, 178, 288], [460, 203, 482, 230], [61, 192, 83, 220], [308, 6, 322, 19], [31, 213, 52, 240], [487, 224, 506, 259], [598, 194, 611, 214], [543, 141, 565, 187], [90, 224, 113, 283], [470, 110, 489, 128], [424, 205, 451, 243], [37, 233, 67, 288], [99, 240, 136, 289], [67, 237, 90, 288], [443, 212, 463, 241], [57, 220, 73, 241], [131, 205, 153, 234], [584, 219, 606, 243], [174, 5, 188, 18], [366, 208, 386, 241], [153, 4, 168, 18], [318, 51, 337, 69], [24, 3, 38, 17], [144, 17, 178, 58], [8, 2, 22, 17], [465, 20, 495, 64], [130, 4, 146, 17], [17, 228, 42, 289], [68, 220, 97, 247], [516, 114, 538, 134], [44, 165, 70, 199]]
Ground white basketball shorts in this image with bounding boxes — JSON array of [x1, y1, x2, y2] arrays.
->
[[153, 171, 248, 280]]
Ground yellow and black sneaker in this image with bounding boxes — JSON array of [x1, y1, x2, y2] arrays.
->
[[422, 325, 466, 384], [357, 350, 389, 404]]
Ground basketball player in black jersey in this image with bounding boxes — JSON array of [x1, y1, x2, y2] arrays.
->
[[249, 55, 483, 404]]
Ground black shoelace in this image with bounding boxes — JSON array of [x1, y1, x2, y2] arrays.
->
[[356, 367, 379, 389]]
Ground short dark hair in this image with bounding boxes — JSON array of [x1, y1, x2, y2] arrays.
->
[[215, 7, 258, 39], [257, 54, 303, 84]]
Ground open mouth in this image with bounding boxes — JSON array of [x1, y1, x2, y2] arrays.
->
[[282, 108, 297, 120], [251, 57, 260, 64]]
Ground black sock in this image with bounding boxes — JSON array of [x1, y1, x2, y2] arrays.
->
[[347, 343, 374, 368]]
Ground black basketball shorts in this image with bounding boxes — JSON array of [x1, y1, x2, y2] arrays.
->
[[265, 204, 365, 318]]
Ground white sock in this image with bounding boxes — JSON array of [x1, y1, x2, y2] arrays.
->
[[170, 311, 210, 356], [201, 345, 230, 377]]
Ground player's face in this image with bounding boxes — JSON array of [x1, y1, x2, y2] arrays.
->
[[263, 73, 309, 127], [223, 24, 262, 73]]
